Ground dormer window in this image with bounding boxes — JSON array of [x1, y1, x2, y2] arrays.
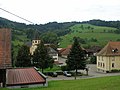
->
[[112, 48, 118, 53]]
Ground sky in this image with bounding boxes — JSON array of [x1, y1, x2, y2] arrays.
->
[[0, 0, 120, 24]]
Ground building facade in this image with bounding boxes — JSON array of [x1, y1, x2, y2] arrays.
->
[[30, 40, 58, 61], [47, 47, 58, 61], [30, 40, 41, 55], [97, 42, 120, 73]]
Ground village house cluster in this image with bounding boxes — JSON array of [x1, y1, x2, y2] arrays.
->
[[0, 28, 120, 88]]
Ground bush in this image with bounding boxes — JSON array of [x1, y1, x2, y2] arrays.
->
[[61, 66, 70, 71], [90, 56, 96, 64], [90, 38, 97, 42], [111, 69, 120, 72]]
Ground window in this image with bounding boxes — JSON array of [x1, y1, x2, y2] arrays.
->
[[35, 41, 37, 43], [112, 63, 114, 68], [103, 63, 105, 68], [98, 62, 100, 67], [101, 63, 102, 67]]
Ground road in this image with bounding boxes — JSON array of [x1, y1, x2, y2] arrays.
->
[[47, 64, 120, 81]]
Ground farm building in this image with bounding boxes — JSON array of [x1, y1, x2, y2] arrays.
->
[[6, 67, 47, 88]]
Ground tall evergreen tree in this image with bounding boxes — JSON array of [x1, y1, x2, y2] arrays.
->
[[16, 45, 31, 67], [66, 37, 86, 79], [32, 40, 54, 73]]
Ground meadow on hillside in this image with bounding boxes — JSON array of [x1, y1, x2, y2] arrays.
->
[[59, 24, 120, 48]]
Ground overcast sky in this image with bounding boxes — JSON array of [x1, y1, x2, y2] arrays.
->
[[0, 0, 120, 24]]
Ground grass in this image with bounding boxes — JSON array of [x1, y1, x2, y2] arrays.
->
[[44, 66, 61, 72], [59, 24, 120, 48], [2, 75, 120, 90], [38, 65, 61, 72]]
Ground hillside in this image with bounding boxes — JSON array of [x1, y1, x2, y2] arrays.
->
[[1, 17, 120, 49], [59, 24, 120, 48]]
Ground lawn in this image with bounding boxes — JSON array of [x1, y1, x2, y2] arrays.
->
[[2, 75, 120, 90], [39, 65, 61, 72]]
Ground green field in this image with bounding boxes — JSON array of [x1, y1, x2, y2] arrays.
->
[[2, 75, 120, 90], [59, 24, 120, 48]]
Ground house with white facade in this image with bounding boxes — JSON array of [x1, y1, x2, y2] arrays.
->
[[97, 42, 120, 73], [30, 40, 58, 61], [30, 40, 41, 55]]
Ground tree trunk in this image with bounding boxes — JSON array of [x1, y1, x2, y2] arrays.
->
[[86, 68, 88, 76], [75, 69, 77, 80]]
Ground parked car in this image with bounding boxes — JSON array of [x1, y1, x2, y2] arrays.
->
[[49, 72, 58, 77], [63, 71, 72, 77]]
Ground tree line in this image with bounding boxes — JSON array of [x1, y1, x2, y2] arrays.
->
[[14, 38, 87, 79], [15, 40, 54, 73]]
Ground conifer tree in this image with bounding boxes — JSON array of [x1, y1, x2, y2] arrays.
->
[[16, 45, 31, 67], [32, 40, 54, 73], [66, 37, 86, 79]]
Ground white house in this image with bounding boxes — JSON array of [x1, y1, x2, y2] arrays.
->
[[30, 40, 58, 61], [97, 42, 120, 73]]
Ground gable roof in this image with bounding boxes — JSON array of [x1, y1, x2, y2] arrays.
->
[[86, 46, 101, 53], [47, 47, 57, 54], [61, 45, 85, 55], [97, 42, 120, 56], [61, 45, 72, 55], [6, 67, 46, 86]]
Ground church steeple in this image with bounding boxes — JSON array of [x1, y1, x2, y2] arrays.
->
[[33, 29, 40, 40]]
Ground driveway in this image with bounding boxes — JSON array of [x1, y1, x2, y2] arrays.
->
[[86, 64, 120, 77]]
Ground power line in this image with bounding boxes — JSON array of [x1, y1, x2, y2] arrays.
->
[[0, 7, 34, 24], [0, 7, 39, 39]]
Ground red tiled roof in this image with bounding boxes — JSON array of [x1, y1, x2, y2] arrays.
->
[[58, 48, 66, 54], [6, 68, 46, 86], [60, 45, 72, 55], [61, 45, 85, 55], [97, 42, 120, 56], [61, 48, 71, 55]]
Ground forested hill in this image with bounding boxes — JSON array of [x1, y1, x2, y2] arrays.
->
[[0, 17, 78, 35], [87, 19, 120, 28], [1, 17, 120, 31], [0, 17, 120, 48]]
